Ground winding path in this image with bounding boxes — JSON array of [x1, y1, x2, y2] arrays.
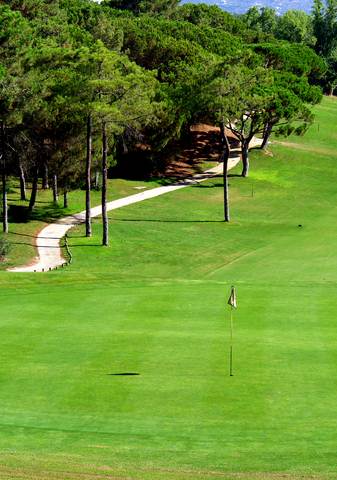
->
[[9, 139, 261, 273]]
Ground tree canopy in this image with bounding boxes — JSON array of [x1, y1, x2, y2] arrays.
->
[[0, 0, 328, 232]]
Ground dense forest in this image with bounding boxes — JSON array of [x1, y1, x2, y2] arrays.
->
[[0, 0, 336, 240]]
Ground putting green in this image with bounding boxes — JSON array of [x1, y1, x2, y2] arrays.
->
[[0, 97, 336, 479]]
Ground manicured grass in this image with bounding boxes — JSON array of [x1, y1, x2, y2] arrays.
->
[[0, 97, 337, 479], [1, 177, 160, 269]]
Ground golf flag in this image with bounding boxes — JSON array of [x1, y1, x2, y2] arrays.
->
[[228, 286, 237, 309]]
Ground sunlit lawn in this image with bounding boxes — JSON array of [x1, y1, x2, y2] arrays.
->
[[0, 97, 336, 479]]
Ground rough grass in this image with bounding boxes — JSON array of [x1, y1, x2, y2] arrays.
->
[[0, 97, 337, 479]]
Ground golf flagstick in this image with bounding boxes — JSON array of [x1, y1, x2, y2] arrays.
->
[[227, 286, 237, 377], [230, 305, 233, 376]]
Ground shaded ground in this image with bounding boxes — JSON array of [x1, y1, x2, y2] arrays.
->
[[115, 124, 241, 179], [164, 124, 240, 178]]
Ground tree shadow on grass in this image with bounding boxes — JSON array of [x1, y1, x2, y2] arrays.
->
[[8, 203, 68, 224], [67, 233, 86, 238], [110, 218, 224, 224], [9, 231, 61, 240], [29, 204, 68, 223], [68, 244, 101, 247], [8, 231, 37, 239], [191, 182, 224, 189], [10, 242, 37, 247], [156, 172, 224, 186]]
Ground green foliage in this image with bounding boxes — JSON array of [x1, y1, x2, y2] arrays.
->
[[313, 0, 337, 57], [251, 42, 326, 78], [242, 6, 316, 46], [276, 10, 316, 46], [16, 38, 158, 188], [103, 0, 179, 15], [242, 6, 277, 34], [312, 0, 337, 93], [0, 5, 32, 58], [60, 0, 123, 49], [105, 13, 228, 148], [0, 6, 33, 128], [241, 2, 336, 93], [0, 0, 326, 194], [83, 41, 158, 132], [112, 13, 242, 69], [171, 3, 245, 35]]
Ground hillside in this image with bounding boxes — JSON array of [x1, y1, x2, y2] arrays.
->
[[180, 0, 313, 14]]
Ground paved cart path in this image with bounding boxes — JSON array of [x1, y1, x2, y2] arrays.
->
[[9, 139, 261, 272]]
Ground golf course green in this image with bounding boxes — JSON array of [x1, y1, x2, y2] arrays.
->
[[0, 97, 337, 479]]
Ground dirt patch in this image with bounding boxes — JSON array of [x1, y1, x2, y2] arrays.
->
[[164, 124, 240, 178]]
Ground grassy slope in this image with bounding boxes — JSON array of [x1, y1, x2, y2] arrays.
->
[[1, 178, 160, 269], [0, 97, 337, 479]]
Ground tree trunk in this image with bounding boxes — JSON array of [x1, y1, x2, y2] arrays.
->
[[1, 121, 8, 233], [28, 165, 39, 212], [42, 162, 49, 189], [220, 121, 230, 222], [102, 122, 108, 247], [95, 171, 100, 190], [2, 171, 7, 233], [52, 174, 58, 203], [241, 140, 250, 178], [85, 114, 92, 237], [63, 189, 68, 209], [19, 162, 27, 201], [261, 122, 273, 150]]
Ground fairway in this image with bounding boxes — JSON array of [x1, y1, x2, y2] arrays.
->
[[1, 97, 337, 479]]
